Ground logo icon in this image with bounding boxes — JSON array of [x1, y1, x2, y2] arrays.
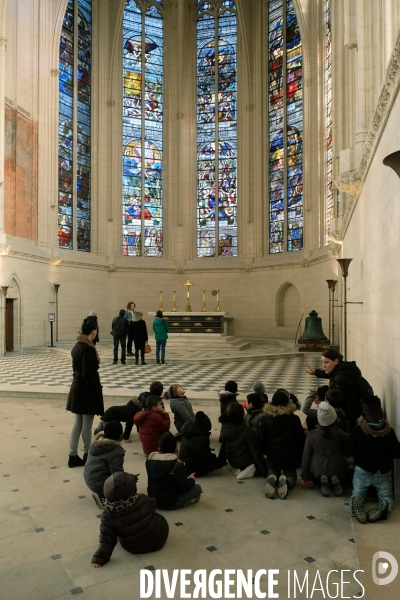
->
[[372, 551, 398, 585]]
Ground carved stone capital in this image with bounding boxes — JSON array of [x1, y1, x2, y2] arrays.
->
[[107, 100, 115, 107], [345, 43, 358, 50], [334, 170, 362, 194], [51, 69, 60, 76], [0, 37, 7, 48], [327, 231, 343, 243], [0, 245, 10, 256]]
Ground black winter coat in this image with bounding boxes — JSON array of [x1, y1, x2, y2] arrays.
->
[[219, 415, 267, 476], [146, 452, 195, 509], [92, 475, 168, 566], [258, 402, 305, 470], [112, 316, 129, 339], [102, 397, 142, 440], [344, 417, 400, 474], [131, 319, 148, 349], [66, 340, 104, 415], [179, 421, 225, 476], [314, 361, 363, 426]]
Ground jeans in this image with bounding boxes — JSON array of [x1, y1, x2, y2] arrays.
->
[[156, 339, 166, 364], [69, 413, 94, 455], [174, 483, 202, 508], [351, 466, 394, 513], [268, 467, 297, 489], [113, 336, 126, 362]]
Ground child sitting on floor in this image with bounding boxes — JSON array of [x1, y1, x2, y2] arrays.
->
[[146, 431, 202, 509], [219, 402, 267, 480], [92, 471, 169, 567], [301, 401, 349, 497], [345, 395, 400, 523], [134, 395, 170, 457], [302, 386, 329, 431], [93, 395, 142, 442], [245, 393, 266, 433], [179, 411, 227, 476], [84, 421, 125, 508], [168, 384, 195, 433]]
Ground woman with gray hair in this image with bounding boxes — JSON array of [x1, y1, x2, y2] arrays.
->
[[86, 310, 99, 345]]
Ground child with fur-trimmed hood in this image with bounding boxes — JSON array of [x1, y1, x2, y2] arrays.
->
[[259, 389, 305, 499], [92, 471, 169, 567], [84, 421, 125, 499]]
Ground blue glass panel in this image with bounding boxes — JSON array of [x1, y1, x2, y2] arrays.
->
[[123, 0, 163, 257], [197, 1, 237, 258]]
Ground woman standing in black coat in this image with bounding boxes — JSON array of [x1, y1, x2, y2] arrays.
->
[[67, 319, 104, 467], [86, 310, 99, 345], [131, 311, 148, 365]]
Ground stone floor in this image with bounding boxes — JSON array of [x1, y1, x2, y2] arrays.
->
[[0, 345, 399, 599]]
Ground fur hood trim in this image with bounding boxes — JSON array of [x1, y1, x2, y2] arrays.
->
[[76, 334, 100, 364], [263, 402, 297, 418], [130, 395, 142, 410], [357, 416, 391, 437], [147, 451, 179, 461], [93, 431, 122, 448]]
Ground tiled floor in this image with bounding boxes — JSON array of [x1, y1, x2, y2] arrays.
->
[[0, 346, 399, 599]]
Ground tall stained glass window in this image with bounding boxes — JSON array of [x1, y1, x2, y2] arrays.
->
[[58, 0, 92, 251], [197, 0, 237, 258], [268, 0, 303, 253], [122, 0, 163, 257], [325, 0, 333, 243]]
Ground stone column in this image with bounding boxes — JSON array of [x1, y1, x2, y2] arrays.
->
[[0, 0, 7, 244]]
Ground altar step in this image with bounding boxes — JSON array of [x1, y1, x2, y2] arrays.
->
[[152, 334, 250, 351]]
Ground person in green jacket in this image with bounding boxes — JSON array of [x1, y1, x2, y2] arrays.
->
[[153, 310, 168, 365]]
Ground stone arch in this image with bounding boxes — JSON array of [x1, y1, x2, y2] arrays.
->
[[4, 272, 23, 349], [275, 281, 301, 328]]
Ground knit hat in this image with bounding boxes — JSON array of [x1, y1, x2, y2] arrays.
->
[[253, 381, 266, 395], [271, 390, 290, 406], [168, 384, 180, 399], [195, 411, 212, 432], [103, 471, 137, 502], [317, 401, 337, 427], [159, 431, 177, 453], [104, 420, 123, 441], [225, 380, 238, 395]]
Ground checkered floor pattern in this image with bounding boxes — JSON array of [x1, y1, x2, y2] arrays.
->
[[0, 348, 328, 397]]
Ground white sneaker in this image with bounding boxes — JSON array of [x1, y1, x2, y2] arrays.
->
[[236, 464, 256, 480], [230, 465, 241, 476]]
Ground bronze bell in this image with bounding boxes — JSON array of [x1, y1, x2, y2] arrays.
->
[[298, 310, 330, 352]]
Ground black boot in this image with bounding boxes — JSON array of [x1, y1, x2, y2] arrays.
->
[[135, 351, 139, 365], [141, 349, 146, 365], [68, 454, 85, 468], [82, 453, 88, 465]]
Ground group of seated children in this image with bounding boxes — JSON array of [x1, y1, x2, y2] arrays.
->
[[84, 378, 400, 567]]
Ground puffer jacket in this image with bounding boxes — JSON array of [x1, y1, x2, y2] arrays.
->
[[245, 409, 264, 432], [219, 414, 267, 476], [258, 402, 305, 470], [344, 417, 400, 474], [179, 420, 225, 476], [84, 432, 125, 495], [146, 452, 195, 509], [134, 409, 170, 455], [92, 472, 169, 565], [314, 361, 363, 426], [169, 396, 195, 432], [301, 425, 349, 481], [219, 391, 238, 415], [153, 317, 169, 340]]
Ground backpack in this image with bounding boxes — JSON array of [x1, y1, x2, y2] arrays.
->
[[138, 391, 150, 410], [356, 377, 374, 399]]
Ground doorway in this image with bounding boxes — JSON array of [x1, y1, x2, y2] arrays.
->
[[6, 299, 14, 351]]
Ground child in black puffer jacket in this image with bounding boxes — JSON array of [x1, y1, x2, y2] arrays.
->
[[179, 411, 227, 476], [92, 471, 169, 567]]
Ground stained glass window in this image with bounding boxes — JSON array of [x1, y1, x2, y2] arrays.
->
[[325, 0, 333, 243], [197, 0, 237, 258], [268, 0, 303, 253], [58, 0, 92, 251], [122, 0, 164, 257]]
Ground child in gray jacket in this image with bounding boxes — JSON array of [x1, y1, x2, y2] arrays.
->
[[84, 421, 125, 508], [168, 384, 195, 433]]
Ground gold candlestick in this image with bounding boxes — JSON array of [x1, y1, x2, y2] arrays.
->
[[182, 278, 194, 312], [201, 290, 207, 312], [212, 289, 221, 312], [172, 291, 177, 312], [159, 291, 164, 311]]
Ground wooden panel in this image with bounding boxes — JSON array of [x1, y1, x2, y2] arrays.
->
[[6, 299, 14, 352]]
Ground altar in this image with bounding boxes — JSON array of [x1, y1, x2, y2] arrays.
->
[[147, 312, 231, 335]]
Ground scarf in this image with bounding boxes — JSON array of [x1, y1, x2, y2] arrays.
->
[[76, 334, 100, 364], [105, 493, 139, 513]]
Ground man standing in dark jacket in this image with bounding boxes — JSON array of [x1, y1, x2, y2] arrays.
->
[[111, 309, 129, 364], [305, 348, 366, 428], [146, 431, 202, 509]]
